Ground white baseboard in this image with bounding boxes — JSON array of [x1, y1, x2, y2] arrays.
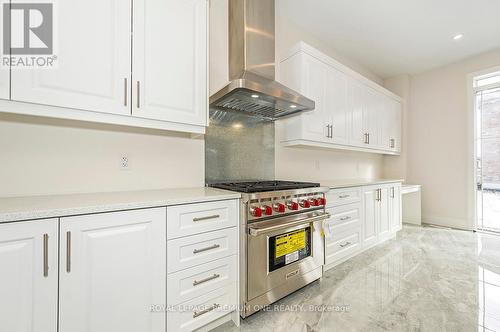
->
[[422, 215, 474, 231]]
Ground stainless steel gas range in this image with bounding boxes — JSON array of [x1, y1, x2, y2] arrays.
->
[[210, 181, 330, 318]]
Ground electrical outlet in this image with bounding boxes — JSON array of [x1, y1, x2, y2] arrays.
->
[[120, 156, 130, 170]]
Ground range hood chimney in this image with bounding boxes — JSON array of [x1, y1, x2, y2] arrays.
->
[[209, 0, 315, 121]]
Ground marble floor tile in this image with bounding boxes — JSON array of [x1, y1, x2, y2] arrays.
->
[[212, 225, 500, 332]]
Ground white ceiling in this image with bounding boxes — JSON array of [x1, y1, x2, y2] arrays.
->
[[278, 0, 500, 78]]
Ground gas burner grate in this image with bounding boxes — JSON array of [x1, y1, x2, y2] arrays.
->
[[209, 180, 320, 193]]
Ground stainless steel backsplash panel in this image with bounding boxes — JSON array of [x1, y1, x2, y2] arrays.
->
[[205, 108, 275, 183]]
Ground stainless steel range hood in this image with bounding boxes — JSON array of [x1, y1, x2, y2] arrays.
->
[[209, 0, 315, 121]]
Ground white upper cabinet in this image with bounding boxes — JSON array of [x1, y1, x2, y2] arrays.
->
[[4, 0, 208, 133], [279, 42, 402, 155], [326, 66, 349, 145], [388, 99, 402, 153], [278, 51, 348, 144], [133, 0, 207, 126], [11, 0, 131, 115], [59, 208, 166, 332], [0, 219, 58, 332]]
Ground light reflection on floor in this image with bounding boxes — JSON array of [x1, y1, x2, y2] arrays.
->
[[213, 225, 500, 332]]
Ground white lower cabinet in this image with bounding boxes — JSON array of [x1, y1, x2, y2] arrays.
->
[[0, 198, 239, 332], [0, 219, 58, 332], [167, 199, 239, 332], [325, 183, 402, 271], [389, 185, 402, 233], [59, 208, 166, 332]]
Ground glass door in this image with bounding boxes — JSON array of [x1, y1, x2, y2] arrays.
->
[[476, 85, 500, 232]]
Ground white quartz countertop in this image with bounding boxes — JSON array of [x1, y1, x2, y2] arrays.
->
[[0, 187, 241, 223], [320, 178, 404, 189]]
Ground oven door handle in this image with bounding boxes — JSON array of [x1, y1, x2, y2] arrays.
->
[[248, 213, 330, 237]]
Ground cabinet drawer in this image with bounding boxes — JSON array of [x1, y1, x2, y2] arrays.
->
[[167, 200, 238, 240], [325, 231, 361, 265], [325, 219, 361, 241], [167, 228, 237, 273], [326, 203, 361, 227], [167, 255, 237, 305], [326, 188, 361, 207], [167, 283, 237, 332]]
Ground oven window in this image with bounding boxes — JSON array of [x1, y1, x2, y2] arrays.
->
[[268, 227, 312, 272]]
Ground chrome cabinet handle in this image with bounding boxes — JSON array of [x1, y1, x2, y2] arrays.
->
[[389, 138, 395, 148], [339, 241, 351, 248], [193, 304, 219, 318], [340, 216, 351, 221], [364, 133, 369, 144], [136, 81, 140, 108], [193, 214, 220, 222], [193, 244, 220, 254], [193, 273, 220, 286], [326, 125, 332, 138], [391, 187, 395, 198], [124, 78, 128, 106], [66, 231, 71, 273], [43, 234, 49, 277], [339, 194, 350, 199], [367, 133, 370, 144]]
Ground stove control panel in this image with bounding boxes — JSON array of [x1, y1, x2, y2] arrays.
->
[[248, 193, 326, 222]]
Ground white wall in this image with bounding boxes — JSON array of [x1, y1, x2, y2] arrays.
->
[[0, 113, 205, 197], [274, 4, 385, 181], [398, 48, 500, 230]]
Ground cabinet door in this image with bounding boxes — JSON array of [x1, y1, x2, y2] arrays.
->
[[364, 87, 382, 149], [389, 99, 402, 153], [378, 187, 391, 241], [300, 55, 330, 142], [325, 67, 349, 145], [133, 0, 207, 126], [0, 219, 58, 332], [389, 185, 402, 232], [11, 0, 131, 115], [348, 80, 366, 146], [59, 208, 166, 332], [362, 189, 378, 248]]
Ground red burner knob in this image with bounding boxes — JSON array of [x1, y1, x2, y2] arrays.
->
[[250, 207, 262, 217], [263, 205, 273, 216], [300, 200, 311, 208], [287, 201, 299, 211], [274, 203, 286, 213], [319, 198, 326, 206], [310, 198, 320, 207]]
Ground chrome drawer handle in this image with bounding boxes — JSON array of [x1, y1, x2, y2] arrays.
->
[[339, 241, 351, 248], [193, 214, 220, 222], [339, 195, 350, 199], [339, 216, 351, 221], [193, 273, 220, 286], [193, 244, 220, 254], [193, 303, 220, 318]]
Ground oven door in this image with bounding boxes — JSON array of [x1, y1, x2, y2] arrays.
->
[[246, 213, 327, 301]]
